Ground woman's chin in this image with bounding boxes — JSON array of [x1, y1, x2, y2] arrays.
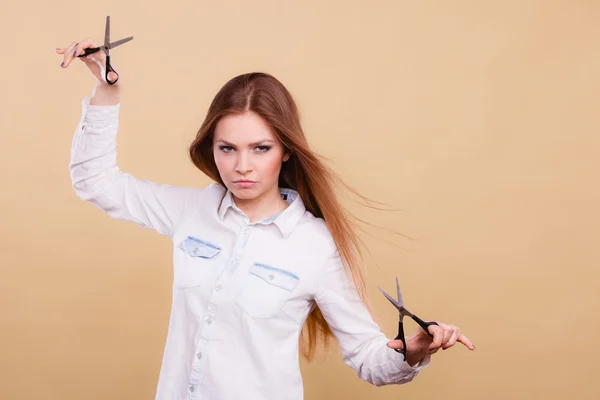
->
[[231, 187, 257, 199]]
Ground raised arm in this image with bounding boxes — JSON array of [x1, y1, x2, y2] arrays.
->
[[69, 92, 202, 238], [313, 249, 432, 387]]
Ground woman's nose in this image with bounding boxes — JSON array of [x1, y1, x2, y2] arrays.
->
[[235, 153, 253, 173]]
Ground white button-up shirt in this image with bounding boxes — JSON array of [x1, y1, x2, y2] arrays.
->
[[69, 95, 431, 400]]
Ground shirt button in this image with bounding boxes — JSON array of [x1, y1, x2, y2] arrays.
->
[[206, 317, 213, 325], [269, 274, 275, 280], [197, 352, 203, 360], [189, 385, 195, 392], [209, 304, 216, 312], [215, 284, 222, 291]]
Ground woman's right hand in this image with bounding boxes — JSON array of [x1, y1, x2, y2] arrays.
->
[[56, 38, 121, 86]]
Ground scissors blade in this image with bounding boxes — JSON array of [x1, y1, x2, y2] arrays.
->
[[377, 286, 403, 312], [108, 36, 133, 50], [395, 277, 405, 307], [104, 15, 111, 56]]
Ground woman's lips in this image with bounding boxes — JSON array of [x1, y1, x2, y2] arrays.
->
[[235, 181, 256, 188]]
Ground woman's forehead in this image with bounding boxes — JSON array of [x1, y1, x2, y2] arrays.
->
[[214, 111, 278, 143]]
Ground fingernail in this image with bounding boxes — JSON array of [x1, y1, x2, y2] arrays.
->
[[73, 50, 77, 56], [60, 61, 64, 67]]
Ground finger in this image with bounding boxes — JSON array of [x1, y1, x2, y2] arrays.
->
[[56, 43, 75, 54], [428, 325, 444, 351], [107, 71, 118, 82], [60, 42, 78, 68], [443, 327, 454, 344], [457, 333, 476, 350], [442, 328, 460, 350], [72, 38, 97, 60], [62, 38, 97, 68]]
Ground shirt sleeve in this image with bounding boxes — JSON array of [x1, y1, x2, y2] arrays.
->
[[69, 95, 202, 238], [313, 248, 432, 386]]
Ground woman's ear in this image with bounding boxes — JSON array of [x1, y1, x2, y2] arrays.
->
[[283, 152, 291, 162]]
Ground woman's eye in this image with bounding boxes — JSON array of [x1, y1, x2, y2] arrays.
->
[[217, 145, 270, 153]]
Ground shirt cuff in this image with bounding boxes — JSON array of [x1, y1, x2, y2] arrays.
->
[[394, 352, 432, 372], [81, 95, 121, 123]]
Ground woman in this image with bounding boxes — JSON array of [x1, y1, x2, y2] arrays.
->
[[57, 39, 474, 400]]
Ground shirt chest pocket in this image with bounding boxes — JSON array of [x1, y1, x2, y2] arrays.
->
[[235, 262, 300, 319], [174, 236, 222, 289]]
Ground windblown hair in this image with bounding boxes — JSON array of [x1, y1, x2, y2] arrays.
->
[[189, 72, 389, 360]]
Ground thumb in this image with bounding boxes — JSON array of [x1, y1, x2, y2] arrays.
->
[[107, 71, 118, 82], [387, 340, 404, 350]]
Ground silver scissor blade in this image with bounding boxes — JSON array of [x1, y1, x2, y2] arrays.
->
[[395, 276, 405, 307], [377, 286, 402, 311], [104, 16, 111, 55], [108, 36, 133, 50]]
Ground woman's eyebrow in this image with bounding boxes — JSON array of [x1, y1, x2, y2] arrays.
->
[[215, 139, 275, 146]]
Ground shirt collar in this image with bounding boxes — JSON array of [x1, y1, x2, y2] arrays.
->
[[218, 187, 305, 238]]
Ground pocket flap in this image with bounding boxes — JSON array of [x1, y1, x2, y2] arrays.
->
[[250, 263, 299, 291], [179, 236, 221, 258]]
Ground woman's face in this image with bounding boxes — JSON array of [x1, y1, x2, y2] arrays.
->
[[213, 111, 289, 202]]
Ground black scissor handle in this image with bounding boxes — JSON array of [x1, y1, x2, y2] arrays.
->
[[76, 48, 118, 85], [77, 47, 102, 57], [412, 315, 439, 338], [393, 319, 407, 360], [105, 55, 119, 85]]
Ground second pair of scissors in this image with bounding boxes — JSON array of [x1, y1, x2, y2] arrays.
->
[[377, 277, 439, 362]]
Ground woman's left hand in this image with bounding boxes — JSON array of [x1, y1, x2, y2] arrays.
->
[[387, 322, 475, 366]]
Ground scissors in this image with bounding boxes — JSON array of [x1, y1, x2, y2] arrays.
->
[[76, 16, 133, 85], [377, 277, 439, 361]]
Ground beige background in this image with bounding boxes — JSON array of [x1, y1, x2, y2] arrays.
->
[[1, 0, 599, 399]]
